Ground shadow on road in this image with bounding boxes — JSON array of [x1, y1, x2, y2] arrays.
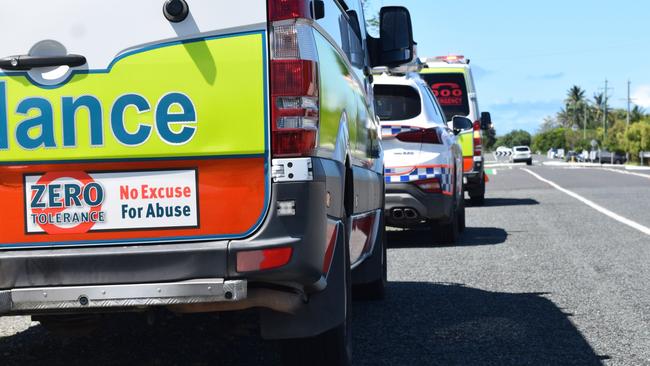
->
[[388, 227, 508, 248], [0, 312, 278, 366], [468, 197, 540, 207], [0, 283, 606, 366], [352, 282, 606, 366]]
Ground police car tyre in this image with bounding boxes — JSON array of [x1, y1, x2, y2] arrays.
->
[[434, 204, 459, 245], [458, 194, 466, 232], [433, 186, 460, 244], [280, 218, 352, 366]]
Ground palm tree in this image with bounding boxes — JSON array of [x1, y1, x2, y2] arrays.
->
[[631, 105, 645, 123], [566, 85, 586, 105], [557, 106, 570, 127], [592, 92, 604, 128], [564, 86, 586, 128]]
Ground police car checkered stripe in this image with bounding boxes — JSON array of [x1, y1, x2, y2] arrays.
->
[[381, 125, 419, 137], [385, 166, 453, 194]]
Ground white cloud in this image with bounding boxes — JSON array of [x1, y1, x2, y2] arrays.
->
[[632, 85, 650, 108]]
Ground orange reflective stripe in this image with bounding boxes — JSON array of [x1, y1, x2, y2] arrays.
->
[[463, 157, 474, 172]]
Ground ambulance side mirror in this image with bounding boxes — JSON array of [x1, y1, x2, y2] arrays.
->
[[480, 111, 492, 130], [369, 6, 415, 68], [452, 115, 473, 135]]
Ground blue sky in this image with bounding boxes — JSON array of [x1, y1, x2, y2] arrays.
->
[[364, 0, 650, 135]]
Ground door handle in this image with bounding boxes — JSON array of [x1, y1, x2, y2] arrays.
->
[[0, 54, 86, 71]]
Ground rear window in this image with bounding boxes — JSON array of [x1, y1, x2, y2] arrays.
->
[[373, 85, 421, 121], [420, 72, 469, 121], [515, 147, 530, 152]]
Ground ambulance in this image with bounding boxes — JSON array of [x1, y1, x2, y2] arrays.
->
[[0, 1, 414, 364], [420, 55, 491, 205]]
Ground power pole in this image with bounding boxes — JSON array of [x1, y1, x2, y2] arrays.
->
[[603, 79, 608, 141], [626, 79, 631, 130], [583, 103, 587, 140]]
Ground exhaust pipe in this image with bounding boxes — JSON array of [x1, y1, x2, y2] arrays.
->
[[392, 209, 404, 219], [404, 208, 418, 219]]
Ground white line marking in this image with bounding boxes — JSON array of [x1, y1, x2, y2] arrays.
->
[[522, 168, 650, 236], [626, 165, 650, 171], [602, 168, 650, 181], [485, 163, 526, 168]]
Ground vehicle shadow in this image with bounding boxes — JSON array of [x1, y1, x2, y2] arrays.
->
[[0, 312, 279, 366], [467, 198, 540, 207], [0, 283, 606, 366], [352, 282, 606, 366], [388, 227, 508, 248]]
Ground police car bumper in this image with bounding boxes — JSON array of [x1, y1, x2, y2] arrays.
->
[[384, 183, 454, 227], [0, 158, 344, 316]]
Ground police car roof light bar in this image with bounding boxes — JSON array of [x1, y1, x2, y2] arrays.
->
[[425, 55, 469, 65], [371, 57, 424, 76]]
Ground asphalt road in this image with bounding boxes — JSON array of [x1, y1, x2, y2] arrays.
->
[[1, 163, 649, 365]]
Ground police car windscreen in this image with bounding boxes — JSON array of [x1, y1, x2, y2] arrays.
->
[[420, 73, 469, 121], [373, 85, 421, 121]]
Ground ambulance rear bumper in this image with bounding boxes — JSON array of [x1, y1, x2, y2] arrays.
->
[[0, 157, 346, 316], [0, 279, 247, 314]]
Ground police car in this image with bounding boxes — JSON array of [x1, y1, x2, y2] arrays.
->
[[420, 55, 491, 205], [0, 1, 415, 364], [374, 69, 466, 244]]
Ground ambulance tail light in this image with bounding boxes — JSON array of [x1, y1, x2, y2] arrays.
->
[[237, 247, 293, 272], [473, 121, 482, 156], [396, 128, 442, 144], [268, 0, 312, 22], [269, 18, 320, 157]]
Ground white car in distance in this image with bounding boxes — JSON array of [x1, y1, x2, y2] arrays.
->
[[510, 146, 532, 165]]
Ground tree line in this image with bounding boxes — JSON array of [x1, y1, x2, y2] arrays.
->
[[491, 85, 650, 162]]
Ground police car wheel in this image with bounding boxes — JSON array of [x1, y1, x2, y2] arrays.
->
[[458, 195, 466, 232], [433, 195, 460, 245]]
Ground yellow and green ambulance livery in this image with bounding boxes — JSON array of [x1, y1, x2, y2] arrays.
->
[[0, 0, 415, 361]]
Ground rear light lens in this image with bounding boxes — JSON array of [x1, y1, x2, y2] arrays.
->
[[272, 129, 317, 156], [236, 247, 293, 272], [473, 121, 482, 156], [271, 24, 300, 58], [396, 128, 442, 144], [415, 178, 442, 193], [271, 60, 317, 96], [268, 0, 311, 21], [270, 22, 320, 157]]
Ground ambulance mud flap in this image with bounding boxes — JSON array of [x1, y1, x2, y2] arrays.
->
[[259, 222, 347, 340]]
